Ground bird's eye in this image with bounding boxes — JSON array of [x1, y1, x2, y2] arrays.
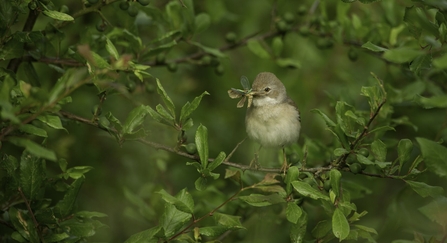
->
[[264, 87, 271, 92]]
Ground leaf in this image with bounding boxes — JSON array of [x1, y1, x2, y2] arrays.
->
[[239, 193, 285, 207], [406, 181, 444, 198], [213, 213, 244, 229], [37, 115, 67, 132], [292, 181, 330, 201], [272, 37, 283, 56], [433, 53, 447, 69], [9, 207, 39, 242], [208, 151, 225, 171], [20, 151, 45, 201], [290, 211, 307, 243], [195, 124, 209, 168], [124, 226, 163, 243], [371, 139, 387, 162], [194, 177, 207, 191], [122, 105, 149, 135], [159, 204, 192, 238], [8, 137, 57, 161], [356, 154, 374, 166], [65, 166, 93, 179], [191, 42, 226, 58], [383, 48, 424, 63], [418, 95, 447, 108], [418, 196, 447, 228], [194, 13, 211, 33], [106, 38, 119, 60], [334, 148, 348, 156], [311, 109, 336, 127], [179, 91, 209, 124], [398, 139, 413, 172], [416, 137, 447, 177], [54, 177, 85, 218], [19, 124, 48, 137], [155, 79, 176, 119], [157, 189, 194, 214], [330, 169, 342, 197], [276, 58, 301, 69], [198, 226, 229, 237], [332, 208, 350, 241], [286, 202, 303, 224], [285, 166, 300, 194], [247, 40, 271, 59], [43, 10, 74, 21], [311, 220, 332, 238], [361, 41, 388, 52]]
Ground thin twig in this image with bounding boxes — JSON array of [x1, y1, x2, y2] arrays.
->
[[167, 189, 242, 241], [18, 188, 44, 242], [225, 138, 246, 162]]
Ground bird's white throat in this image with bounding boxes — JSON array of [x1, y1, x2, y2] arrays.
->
[[253, 96, 282, 107]]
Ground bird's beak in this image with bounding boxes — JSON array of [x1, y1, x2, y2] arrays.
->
[[247, 89, 262, 97]]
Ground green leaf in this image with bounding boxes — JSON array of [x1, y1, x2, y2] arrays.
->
[[8, 137, 57, 161], [44, 232, 70, 242], [155, 79, 176, 119], [213, 212, 245, 229], [285, 166, 300, 194], [157, 189, 194, 214], [286, 202, 303, 224], [332, 208, 350, 241], [311, 220, 332, 238], [194, 13, 211, 33], [9, 207, 39, 242], [198, 226, 229, 237], [106, 37, 119, 60], [195, 177, 208, 191], [160, 204, 192, 238], [383, 48, 424, 63], [330, 169, 342, 197], [272, 37, 283, 56], [418, 95, 447, 108], [37, 115, 67, 132], [356, 154, 374, 166], [20, 151, 45, 200], [361, 41, 388, 52], [208, 151, 225, 171], [334, 148, 348, 156], [398, 139, 413, 172], [43, 10, 74, 21], [19, 124, 48, 137], [124, 226, 163, 243], [311, 109, 336, 127], [155, 104, 174, 122], [54, 177, 85, 218], [418, 196, 447, 228], [247, 40, 271, 59], [290, 211, 307, 243], [292, 181, 330, 201], [76, 211, 108, 218], [191, 42, 226, 58], [406, 181, 444, 198], [239, 193, 285, 207], [416, 137, 447, 177], [371, 139, 387, 162], [179, 91, 209, 124], [433, 53, 447, 69], [195, 124, 209, 168], [65, 166, 93, 179], [276, 58, 301, 69], [122, 105, 149, 135]]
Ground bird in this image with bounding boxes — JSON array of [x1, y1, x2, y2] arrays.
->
[[245, 72, 301, 173]]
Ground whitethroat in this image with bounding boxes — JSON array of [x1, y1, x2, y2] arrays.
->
[[245, 72, 301, 173]]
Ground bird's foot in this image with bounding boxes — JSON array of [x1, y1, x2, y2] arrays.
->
[[249, 153, 261, 169], [280, 160, 290, 175]]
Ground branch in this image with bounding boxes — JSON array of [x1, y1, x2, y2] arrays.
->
[[18, 188, 44, 242]]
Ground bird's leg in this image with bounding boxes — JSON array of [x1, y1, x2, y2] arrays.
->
[[249, 145, 262, 169], [280, 147, 289, 175]]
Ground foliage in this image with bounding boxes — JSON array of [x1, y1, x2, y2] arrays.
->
[[1, 0, 447, 242]]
